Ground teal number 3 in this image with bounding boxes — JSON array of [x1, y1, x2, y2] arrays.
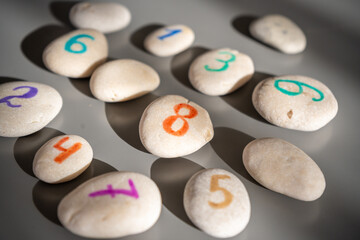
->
[[64, 34, 95, 54], [204, 51, 236, 72], [274, 79, 324, 102]]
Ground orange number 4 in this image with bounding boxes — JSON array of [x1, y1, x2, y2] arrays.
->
[[53, 137, 82, 164], [208, 174, 234, 209]]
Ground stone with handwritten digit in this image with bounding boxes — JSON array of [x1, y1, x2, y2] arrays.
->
[[144, 24, 195, 57], [249, 14, 306, 54], [90, 59, 160, 102], [0, 81, 62, 137], [69, 2, 131, 33], [58, 171, 162, 238], [43, 29, 108, 78], [189, 48, 254, 96], [243, 138, 326, 201], [252, 75, 338, 131], [139, 95, 214, 158], [33, 135, 92, 183], [184, 168, 250, 238]]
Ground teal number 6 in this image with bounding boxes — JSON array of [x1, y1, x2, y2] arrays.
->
[[204, 51, 236, 72], [64, 34, 95, 54], [274, 79, 324, 102]]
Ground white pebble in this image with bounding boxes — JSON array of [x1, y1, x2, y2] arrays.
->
[[249, 14, 306, 54], [58, 171, 162, 238], [69, 2, 131, 34], [43, 29, 108, 78], [184, 168, 251, 238], [33, 135, 93, 183], [0, 81, 62, 137], [189, 48, 254, 96], [90, 59, 160, 102], [243, 138, 326, 201], [139, 95, 214, 158], [144, 24, 195, 57], [252, 75, 338, 131]]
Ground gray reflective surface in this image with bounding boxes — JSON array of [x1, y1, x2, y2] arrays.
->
[[1, 0, 360, 239]]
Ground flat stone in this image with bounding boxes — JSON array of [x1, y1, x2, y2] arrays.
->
[[0, 81, 62, 137], [90, 59, 160, 102], [189, 48, 254, 96], [252, 75, 338, 131], [250, 14, 306, 54], [139, 95, 214, 158], [144, 24, 195, 57], [243, 138, 326, 201], [69, 2, 131, 34], [33, 135, 93, 183], [58, 171, 162, 238], [184, 168, 251, 238], [43, 29, 108, 78]]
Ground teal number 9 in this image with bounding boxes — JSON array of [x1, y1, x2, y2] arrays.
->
[[274, 79, 324, 102]]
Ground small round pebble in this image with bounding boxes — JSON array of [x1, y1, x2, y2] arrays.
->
[[144, 24, 195, 57], [252, 75, 338, 131], [184, 168, 251, 238], [243, 138, 326, 201], [58, 171, 162, 238], [139, 95, 214, 158], [69, 2, 131, 34], [33, 135, 93, 184], [189, 48, 254, 96], [249, 14, 306, 54], [43, 29, 108, 78], [0, 81, 62, 137], [90, 59, 160, 102]]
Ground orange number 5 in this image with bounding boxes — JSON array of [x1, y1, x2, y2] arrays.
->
[[53, 137, 82, 164], [208, 174, 233, 209], [163, 103, 198, 136]]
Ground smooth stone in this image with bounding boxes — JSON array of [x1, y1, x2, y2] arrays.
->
[[243, 138, 326, 201], [43, 29, 108, 78], [0, 81, 62, 137], [184, 168, 251, 238], [144, 24, 195, 57], [139, 95, 214, 158], [90, 59, 160, 102], [33, 135, 93, 184], [69, 2, 131, 34], [252, 75, 338, 131], [58, 171, 162, 238], [189, 48, 254, 96], [249, 14, 306, 54]]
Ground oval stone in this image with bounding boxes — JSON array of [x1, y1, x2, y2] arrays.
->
[[139, 95, 214, 158], [33, 135, 93, 183], [90, 59, 160, 102], [144, 24, 195, 57], [252, 75, 338, 131], [184, 168, 251, 238], [69, 2, 131, 34], [249, 14, 306, 54], [189, 48, 254, 96], [58, 171, 162, 238], [0, 81, 62, 137], [43, 29, 108, 78], [243, 138, 326, 201]]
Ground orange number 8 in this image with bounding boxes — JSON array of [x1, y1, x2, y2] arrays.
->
[[208, 174, 234, 209], [163, 103, 198, 136]]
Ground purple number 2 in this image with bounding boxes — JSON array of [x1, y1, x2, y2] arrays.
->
[[88, 179, 139, 199], [0, 86, 38, 108]]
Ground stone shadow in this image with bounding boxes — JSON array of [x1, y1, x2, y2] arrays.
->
[[49, 1, 78, 27], [130, 23, 163, 53]]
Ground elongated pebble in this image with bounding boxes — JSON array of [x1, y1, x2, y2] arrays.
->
[[139, 95, 214, 158], [243, 138, 326, 201], [58, 171, 162, 238], [70, 2, 131, 33], [252, 75, 338, 131], [0, 81, 62, 137], [33, 135, 93, 183], [184, 168, 251, 238], [43, 29, 108, 78], [90, 59, 160, 102]]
